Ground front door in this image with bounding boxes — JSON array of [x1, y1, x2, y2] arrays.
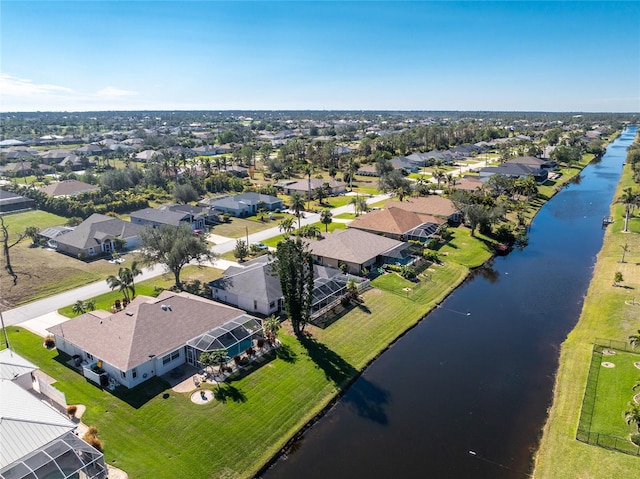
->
[[186, 347, 195, 366]]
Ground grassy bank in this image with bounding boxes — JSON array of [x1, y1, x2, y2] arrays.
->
[[533, 150, 640, 476]]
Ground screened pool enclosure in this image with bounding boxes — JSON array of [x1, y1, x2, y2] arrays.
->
[[0, 432, 107, 479], [186, 315, 263, 362]]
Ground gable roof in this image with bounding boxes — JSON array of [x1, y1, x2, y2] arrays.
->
[[39, 180, 99, 197], [348, 207, 444, 236], [385, 196, 459, 218], [0, 380, 75, 469], [281, 178, 346, 192], [305, 228, 405, 265], [479, 163, 545, 178], [48, 292, 248, 371], [55, 213, 144, 250]]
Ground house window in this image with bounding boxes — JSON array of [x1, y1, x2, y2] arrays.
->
[[162, 355, 171, 365], [269, 301, 275, 308], [254, 300, 258, 310], [88, 247, 95, 255], [132, 368, 137, 379], [121, 371, 126, 379], [171, 350, 180, 361], [86, 353, 94, 360]]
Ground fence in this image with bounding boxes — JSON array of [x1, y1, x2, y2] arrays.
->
[[575, 341, 640, 457]]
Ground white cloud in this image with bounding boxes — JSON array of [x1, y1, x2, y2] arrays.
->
[[94, 86, 138, 98], [0, 73, 74, 97]]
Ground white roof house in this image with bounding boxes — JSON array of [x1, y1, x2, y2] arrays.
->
[[0, 379, 107, 479], [0, 349, 38, 390]]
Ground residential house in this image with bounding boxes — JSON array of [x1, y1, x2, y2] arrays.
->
[[54, 213, 144, 257], [75, 144, 104, 156], [47, 291, 263, 389], [130, 205, 207, 230], [356, 164, 379, 177], [390, 156, 420, 173], [348, 207, 445, 242], [0, 189, 35, 213], [0, 162, 33, 177], [203, 192, 283, 217], [0, 352, 107, 479], [210, 255, 366, 318], [135, 149, 163, 162], [277, 178, 346, 196], [478, 163, 548, 183], [453, 176, 485, 193], [506, 156, 556, 170], [305, 228, 412, 274], [386, 196, 462, 223], [39, 180, 100, 198]]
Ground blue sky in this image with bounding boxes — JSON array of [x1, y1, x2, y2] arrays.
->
[[1, 1, 638, 112]]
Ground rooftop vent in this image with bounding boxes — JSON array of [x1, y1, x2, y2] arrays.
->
[[161, 304, 172, 311]]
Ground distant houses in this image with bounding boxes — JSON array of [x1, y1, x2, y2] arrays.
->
[[275, 178, 346, 196]]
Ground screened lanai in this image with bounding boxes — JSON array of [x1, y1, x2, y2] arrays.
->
[[405, 222, 441, 242], [0, 432, 107, 479], [311, 273, 366, 316], [186, 315, 263, 360]]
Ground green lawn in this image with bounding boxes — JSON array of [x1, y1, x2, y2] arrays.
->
[[0, 210, 68, 240], [590, 349, 640, 439]]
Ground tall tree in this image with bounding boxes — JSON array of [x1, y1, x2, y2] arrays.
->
[[138, 224, 216, 289], [233, 239, 249, 262], [273, 238, 314, 337]]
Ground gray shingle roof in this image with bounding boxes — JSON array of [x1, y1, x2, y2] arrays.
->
[[55, 213, 144, 250]]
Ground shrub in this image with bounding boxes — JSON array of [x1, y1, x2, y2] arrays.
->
[[66, 405, 77, 417], [256, 338, 265, 349], [44, 336, 55, 349], [424, 250, 439, 262], [83, 426, 103, 452], [245, 347, 255, 357], [631, 433, 640, 447]]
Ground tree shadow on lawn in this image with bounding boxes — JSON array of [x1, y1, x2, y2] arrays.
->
[[299, 335, 390, 425], [213, 383, 247, 404], [275, 343, 298, 363]]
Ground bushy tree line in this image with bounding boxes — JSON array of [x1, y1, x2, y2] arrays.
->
[[5, 184, 148, 219]]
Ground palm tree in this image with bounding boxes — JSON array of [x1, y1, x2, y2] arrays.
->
[[106, 267, 133, 302], [278, 217, 295, 236], [290, 192, 305, 231], [72, 300, 86, 315], [618, 187, 638, 233], [320, 208, 333, 232], [629, 330, 640, 349], [262, 315, 281, 346], [128, 261, 143, 298], [84, 299, 96, 312], [625, 402, 640, 431], [620, 243, 630, 263]]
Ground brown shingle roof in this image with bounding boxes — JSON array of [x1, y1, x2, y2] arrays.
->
[[385, 196, 459, 218], [348, 207, 444, 235], [305, 228, 404, 265], [48, 292, 246, 371], [39, 180, 99, 197]]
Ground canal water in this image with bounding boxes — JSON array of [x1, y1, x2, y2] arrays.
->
[[262, 126, 638, 479]]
